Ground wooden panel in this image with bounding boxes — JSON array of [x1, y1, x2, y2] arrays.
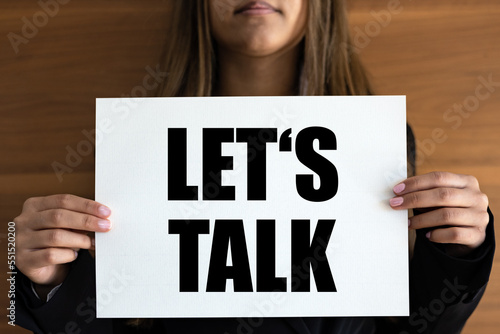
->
[[0, 0, 170, 174], [350, 2, 500, 333], [1, 1, 499, 333], [1, 1, 171, 333]]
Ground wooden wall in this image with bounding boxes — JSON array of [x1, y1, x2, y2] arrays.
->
[[1, 1, 499, 333]]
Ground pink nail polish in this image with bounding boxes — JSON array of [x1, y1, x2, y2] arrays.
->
[[98, 220, 111, 230], [390, 197, 404, 206], [98, 206, 111, 216], [408, 219, 411, 227], [393, 183, 405, 194]]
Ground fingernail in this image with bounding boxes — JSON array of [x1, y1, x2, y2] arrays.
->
[[91, 238, 95, 246], [426, 231, 431, 239], [98, 220, 111, 230], [393, 183, 406, 194], [74, 250, 79, 258], [390, 197, 404, 206], [98, 205, 111, 217], [408, 219, 411, 227]]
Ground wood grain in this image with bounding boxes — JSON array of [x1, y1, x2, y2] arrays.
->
[[1, 1, 499, 333]]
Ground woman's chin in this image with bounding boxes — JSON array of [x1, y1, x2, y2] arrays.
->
[[237, 46, 280, 57], [230, 36, 287, 57]]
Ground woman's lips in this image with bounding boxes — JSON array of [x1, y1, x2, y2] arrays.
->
[[234, 1, 280, 15]]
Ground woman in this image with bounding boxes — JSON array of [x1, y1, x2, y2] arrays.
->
[[14, 1, 495, 333]]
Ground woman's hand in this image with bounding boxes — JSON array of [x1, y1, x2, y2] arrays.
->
[[14, 194, 112, 289], [390, 172, 489, 257]]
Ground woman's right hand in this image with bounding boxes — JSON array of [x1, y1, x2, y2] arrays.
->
[[14, 194, 112, 288]]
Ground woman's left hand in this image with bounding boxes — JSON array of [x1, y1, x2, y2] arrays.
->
[[390, 171, 490, 257]]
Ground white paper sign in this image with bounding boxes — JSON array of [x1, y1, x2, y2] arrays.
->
[[95, 96, 408, 318]]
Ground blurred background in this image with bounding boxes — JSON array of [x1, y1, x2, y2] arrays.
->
[[1, 0, 499, 333]]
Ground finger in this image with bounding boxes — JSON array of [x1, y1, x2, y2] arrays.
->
[[86, 231, 95, 249], [27, 209, 112, 232], [393, 172, 477, 195], [22, 229, 93, 250], [74, 231, 95, 249], [27, 194, 111, 218], [426, 226, 486, 247], [390, 187, 474, 209], [408, 208, 489, 230], [22, 248, 79, 269]]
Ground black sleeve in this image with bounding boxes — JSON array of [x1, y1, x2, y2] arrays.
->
[[14, 250, 116, 333], [377, 207, 495, 333]]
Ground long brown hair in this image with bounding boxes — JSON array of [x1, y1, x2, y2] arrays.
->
[[131, 0, 373, 328], [157, 0, 372, 97]]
